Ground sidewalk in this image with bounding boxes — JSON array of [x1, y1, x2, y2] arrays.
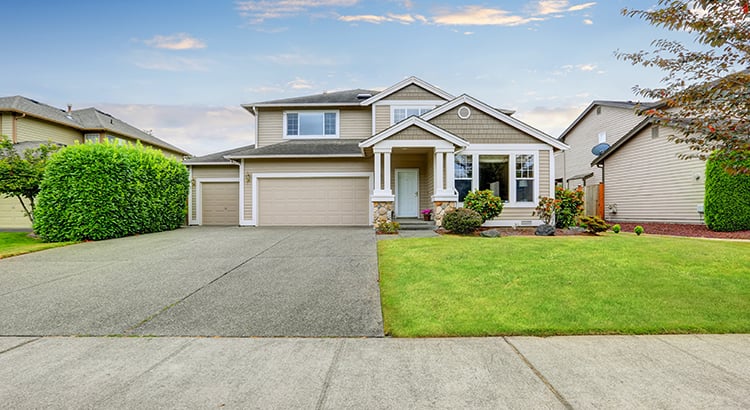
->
[[1, 334, 748, 409]]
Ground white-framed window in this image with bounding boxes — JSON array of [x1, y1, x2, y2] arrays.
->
[[84, 133, 99, 143], [391, 106, 433, 124], [284, 111, 338, 139], [598, 131, 607, 143], [106, 135, 127, 146], [454, 151, 538, 206]]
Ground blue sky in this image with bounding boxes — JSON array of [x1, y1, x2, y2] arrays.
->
[[1, 1, 692, 156]]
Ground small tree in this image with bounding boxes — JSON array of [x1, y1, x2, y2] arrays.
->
[[0, 136, 60, 224], [463, 189, 503, 222], [617, 1, 750, 174]]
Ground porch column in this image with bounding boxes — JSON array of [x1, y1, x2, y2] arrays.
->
[[383, 151, 392, 195], [445, 151, 455, 195], [374, 152, 382, 191], [435, 151, 444, 193]]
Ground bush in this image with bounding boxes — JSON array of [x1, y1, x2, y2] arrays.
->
[[612, 224, 621, 234], [533, 196, 556, 225], [34, 142, 189, 242], [442, 208, 483, 234], [579, 216, 610, 235], [554, 186, 584, 228], [463, 189, 503, 222], [704, 150, 750, 232], [377, 221, 400, 234], [634, 226, 644, 236]]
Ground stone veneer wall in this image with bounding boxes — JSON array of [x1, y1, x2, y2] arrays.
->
[[372, 201, 394, 228], [433, 201, 456, 227]]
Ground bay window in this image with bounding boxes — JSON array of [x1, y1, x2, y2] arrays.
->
[[285, 111, 338, 138], [454, 152, 537, 206]]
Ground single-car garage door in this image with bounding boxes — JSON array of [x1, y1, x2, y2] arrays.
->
[[201, 182, 239, 225], [258, 177, 370, 226]]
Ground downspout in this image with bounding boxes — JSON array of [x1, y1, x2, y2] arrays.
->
[[12, 112, 26, 143]]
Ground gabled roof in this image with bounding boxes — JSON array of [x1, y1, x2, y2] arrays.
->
[[0, 95, 190, 156], [226, 139, 363, 159], [558, 100, 656, 142], [359, 116, 469, 148], [358, 76, 454, 106], [421, 94, 570, 150], [243, 89, 380, 111], [591, 118, 655, 166], [183, 144, 253, 165]]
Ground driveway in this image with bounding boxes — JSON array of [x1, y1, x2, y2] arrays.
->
[[0, 227, 383, 337]]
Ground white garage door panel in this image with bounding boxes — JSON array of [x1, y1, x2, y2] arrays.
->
[[202, 182, 239, 225], [259, 178, 369, 226]]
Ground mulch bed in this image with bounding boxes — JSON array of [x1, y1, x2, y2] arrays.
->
[[437, 223, 750, 240]]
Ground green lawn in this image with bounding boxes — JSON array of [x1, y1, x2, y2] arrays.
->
[[378, 234, 750, 337], [0, 232, 75, 259]]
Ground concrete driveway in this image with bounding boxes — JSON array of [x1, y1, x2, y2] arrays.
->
[[0, 227, 383, 337]]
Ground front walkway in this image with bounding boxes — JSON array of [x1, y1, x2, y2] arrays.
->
[[1, 334, 747, 408]]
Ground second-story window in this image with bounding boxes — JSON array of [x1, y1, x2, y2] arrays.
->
[[285, 111, 338, 138], [391, 106, 433, 124]]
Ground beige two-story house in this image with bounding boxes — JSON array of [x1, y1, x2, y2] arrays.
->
[[0, 95, 190, 229], [185, 77, 569, 227]]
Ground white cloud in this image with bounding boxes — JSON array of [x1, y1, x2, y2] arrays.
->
[[237, 0, 358, 23], [143, 33, 206, 50], [513, 104, 589, 138], [288, 78, 314, 89], [433, 6, 545, 26], [338, 12, 416, 24], [534, 1, 596, 15], [583, 18, 593, 25], [96, 104, 255, 156], [578, 64, 597, 71]]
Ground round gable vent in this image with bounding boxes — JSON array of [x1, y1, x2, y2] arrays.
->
[[457, 106, 471, 119]]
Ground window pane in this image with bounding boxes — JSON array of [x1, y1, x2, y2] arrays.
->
[[299, 113, 324, 135], [393, 108, 406, 123], [454, 154, 472, 178], [516, 154, 534, 178], [479, 155, 509, 201], [406, 108, 421, 117], [516, 180, 534, 202], [287, 113, 299, 135], [455, 180, 472, 202], [324, 112, 336, 135]]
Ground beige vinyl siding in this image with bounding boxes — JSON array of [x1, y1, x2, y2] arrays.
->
[[0, 114, 8, 138], [429, 105, 537, 144], [491, 207, 537, 223], [390, 126, 442, 141], [256, 107, 371, 147], [375, 105, 390, 133], [391, 153, 431, 212], [383, 84, 444, 101], [192, 166, 239, 179], [0, 196, 32, 229], [539, 150, 551, 198], [554, 151, 564, 182], [339, 108, 371, 139], [16, 117, 81, 146], [243, 158, 373, 220], [559, 106, 643, 188], [603, 125, 705, 224]]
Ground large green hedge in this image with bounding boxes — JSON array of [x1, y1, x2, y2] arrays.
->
[[34, 142, 189, 242], [704, 150, 750, 232]]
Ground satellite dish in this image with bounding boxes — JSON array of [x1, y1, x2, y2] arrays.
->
[[591, 142, 610, 156]]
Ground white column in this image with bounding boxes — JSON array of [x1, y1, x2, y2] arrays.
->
[[374, 152, 382, 192], [445, 151, 455, 194], [435, 151, 444, 193], [383, 151, 392, 195]]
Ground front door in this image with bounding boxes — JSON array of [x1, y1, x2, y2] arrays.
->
[[396, 169, 419, 217]]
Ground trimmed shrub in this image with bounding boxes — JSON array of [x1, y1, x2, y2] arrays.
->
[[442, 208, 483, 234], [464, 189, 503, 222], [377, 221, 400, 234], [704, 150, 750, 232], [634, 226, 644, 236], [612, 224, 621, 234], [34, 142, 189, 242], [579, 216, 610, 235], [554, 186, 584, 228]]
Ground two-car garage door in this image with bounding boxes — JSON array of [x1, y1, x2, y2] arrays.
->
[[258, 177, 370, 226]]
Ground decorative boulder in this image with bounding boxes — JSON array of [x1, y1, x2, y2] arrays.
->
[[480, 229, 501, 238], [535, 224, 555, 236]]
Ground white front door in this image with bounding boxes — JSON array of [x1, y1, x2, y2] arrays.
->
[[396, 169, 419, 217]]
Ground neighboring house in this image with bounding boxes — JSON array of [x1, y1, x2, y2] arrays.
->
[[186, 77, 568, 227], [557, 99, 705, 224], [0, 95, 190, 229], [591, 118, 706, 224]]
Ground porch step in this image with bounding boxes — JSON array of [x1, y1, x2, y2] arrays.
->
[[394, 218, 436, 231]]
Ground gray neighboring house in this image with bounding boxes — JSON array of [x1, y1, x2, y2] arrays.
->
[[186, 77, 569, 227]]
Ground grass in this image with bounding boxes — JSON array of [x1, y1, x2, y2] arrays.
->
[[378, 233, 750, 337], [0, 232, 75, 259]]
